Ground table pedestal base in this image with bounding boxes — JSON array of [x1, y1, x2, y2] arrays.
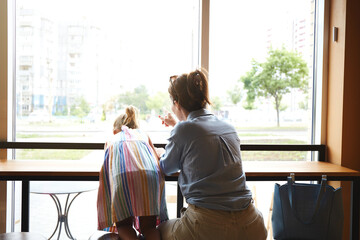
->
[[49, 193, 81, 240]]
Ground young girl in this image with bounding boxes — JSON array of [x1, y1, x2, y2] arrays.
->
[[97, 106, 168, 240]]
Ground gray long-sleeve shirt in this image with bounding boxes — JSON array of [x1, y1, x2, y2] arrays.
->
[[160, 108, 252, 211]]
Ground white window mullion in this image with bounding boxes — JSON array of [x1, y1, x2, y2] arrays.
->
[[312, 0, 329, 147]]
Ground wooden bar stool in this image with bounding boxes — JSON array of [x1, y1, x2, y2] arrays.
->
[[0, 232, 47, 240], [88, 231, 120, 240]]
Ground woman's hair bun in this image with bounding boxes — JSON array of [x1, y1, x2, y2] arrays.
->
[[186, 69, 211, 109], [168, 68, 211, 112]]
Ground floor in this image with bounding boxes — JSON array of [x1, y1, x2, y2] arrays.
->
[[25, 182, 179, 240], [15, 181, 275, 240]]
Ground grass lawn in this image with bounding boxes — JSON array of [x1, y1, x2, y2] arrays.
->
[[16, 149, 93, 160], [15, 121, 310, 161], [240, 139, 309, 161]]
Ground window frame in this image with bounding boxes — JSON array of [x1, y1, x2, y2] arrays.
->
[[0, 0, 328, 232]]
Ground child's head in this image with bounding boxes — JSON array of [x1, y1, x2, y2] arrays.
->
[[113, 105, 140, 134]]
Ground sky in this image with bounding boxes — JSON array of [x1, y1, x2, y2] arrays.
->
[[209, 0, 310, 97], [17, 0, 311, 104]]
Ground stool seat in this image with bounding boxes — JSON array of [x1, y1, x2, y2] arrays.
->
[[0, 232, 47, 240], [88, 231, 120, 240]]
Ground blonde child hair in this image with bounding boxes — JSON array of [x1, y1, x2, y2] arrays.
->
[[113, 105, 140, 134]]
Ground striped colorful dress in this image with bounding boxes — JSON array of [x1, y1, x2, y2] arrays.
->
[[97, 126, 168, 231]]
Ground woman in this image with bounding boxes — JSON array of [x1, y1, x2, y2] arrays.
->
[[97, 106, 168, 240], [157, 70, 267, 239]]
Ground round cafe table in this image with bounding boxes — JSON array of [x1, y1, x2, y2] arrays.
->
[[30, 181, 99, 240]]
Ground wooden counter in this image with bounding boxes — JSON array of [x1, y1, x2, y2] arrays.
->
[[1, 160, 359, 239], [1, 159, 359, 177]]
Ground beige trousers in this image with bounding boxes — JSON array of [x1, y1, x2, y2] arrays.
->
[[158, 202, 267, 240]]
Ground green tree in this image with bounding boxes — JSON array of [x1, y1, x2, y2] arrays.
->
[[298, 94, 309, 110], [211, 96, 223, 114], [241, 47, 309, 127], [70, 96, 91, 122], [54, 103, 67, 116], [117, 85, 150, 114], [227, 84, 242, 106], [146, 92, 171, 115], [241, 67, 257, 110], [102, 96, 117, 120]]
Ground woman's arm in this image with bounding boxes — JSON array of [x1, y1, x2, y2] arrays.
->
[[159, 139, 182, 175]]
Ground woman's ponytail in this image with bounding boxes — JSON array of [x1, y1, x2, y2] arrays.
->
[[168, 69, 211, 112], [186, 70, 211, 109]]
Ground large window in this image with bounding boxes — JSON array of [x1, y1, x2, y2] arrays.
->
[[6, 0, 324, 237], [209, 0, 316, 161], [13, 0, 317, 162], [207, 3, 318, 235], [15, 0, 199, 160], [12, 0, 201, 235]]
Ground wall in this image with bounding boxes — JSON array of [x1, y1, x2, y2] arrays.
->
[[327, 0, 360, 238]]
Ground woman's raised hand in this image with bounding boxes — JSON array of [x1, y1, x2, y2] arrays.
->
[[154, 147, 165, 159], [159, 112, 177, 127]]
